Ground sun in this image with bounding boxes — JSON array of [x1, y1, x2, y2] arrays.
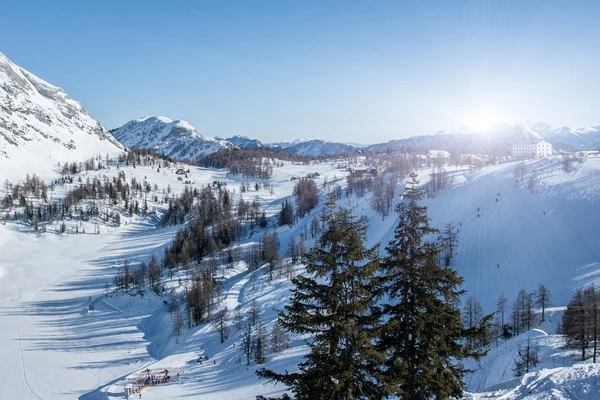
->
[[469, 110, 496, 132]]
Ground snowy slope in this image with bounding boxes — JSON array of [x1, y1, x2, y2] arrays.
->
[[110, 116, 234, 161], [417, 157, 600, 314], [1, 153, 600, 399], [0, 51, 123, 181]]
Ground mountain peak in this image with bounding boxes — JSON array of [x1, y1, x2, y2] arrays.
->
[[0, 51, 123, 180], [111, 116, 233, 160]]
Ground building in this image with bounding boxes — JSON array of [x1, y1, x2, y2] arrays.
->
[[461, 154, 486, 168], [512, 139, 553, 157], [426, 150, 451, 165]]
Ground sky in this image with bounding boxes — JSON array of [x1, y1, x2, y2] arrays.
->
[[2, 0, 600, 144]]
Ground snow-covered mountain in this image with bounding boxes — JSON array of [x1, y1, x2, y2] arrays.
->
[[521, 121, 600, 150], [283, 139, 357, 156], [110, 117, 234, 161], [368, 122, 600, 154], [0, 51, 123, 180], [263, 138, 312, 149], [224, 135, 263, 149]]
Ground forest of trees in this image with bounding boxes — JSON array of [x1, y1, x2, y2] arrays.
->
[[257, 175, 491, 400], [1, 151, 176, 230], [200, 148, 317, 179]]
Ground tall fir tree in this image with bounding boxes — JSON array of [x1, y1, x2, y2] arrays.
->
[[257, 196, 383, 399], [378, 173, 490, 399]]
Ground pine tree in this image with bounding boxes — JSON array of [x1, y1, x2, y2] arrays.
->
[[257, 196, 383, 399], [536, 284, 551, 322], [497, 293, 511, 340], [213, 309, 229, 344], [439, 222, 458, 267], [270, 319, 289, 354], [378, 173, 490, 400], [254, 322, 268, 364], [278, 199, 294, 227], [463, 296, 484, 347]]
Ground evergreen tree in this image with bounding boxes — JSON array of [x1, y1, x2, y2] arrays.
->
[[463, 296, 484, 347], [278, 199, 294, 227], [257, 196, 383, 399], [270, 319, 289, 354], [439, 222, 458, 267], [536, 284, 551, 322], [378, 173, 490, 400]]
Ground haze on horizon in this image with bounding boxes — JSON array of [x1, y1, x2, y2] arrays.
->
[[2, 0, 600, 144]]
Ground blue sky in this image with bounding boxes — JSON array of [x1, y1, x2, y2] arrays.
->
[[2, 0, 600, 143]]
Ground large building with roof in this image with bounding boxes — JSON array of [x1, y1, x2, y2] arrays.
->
[[511, 139, 553, 157]]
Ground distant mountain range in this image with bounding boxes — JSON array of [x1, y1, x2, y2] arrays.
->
[[2, 50, 599, 172], [112, 118, 600, 160], [0, 51, 123, 180], [365, 122, 600, 154]]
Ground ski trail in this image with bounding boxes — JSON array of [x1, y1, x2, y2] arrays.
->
[[224, 271, 251, 312], [14, 240, 115, 400]]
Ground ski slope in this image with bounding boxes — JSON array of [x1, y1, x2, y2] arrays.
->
[[421, 157, 600, 314]]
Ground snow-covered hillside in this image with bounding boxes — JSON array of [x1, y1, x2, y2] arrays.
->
[[0, 51, 123, 181], [110, 116, 234, 161], [1, 153, 599, 399]]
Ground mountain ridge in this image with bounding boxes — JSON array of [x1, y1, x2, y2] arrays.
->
[[0, 51, 123, 180], [110, 116, 234, 161]]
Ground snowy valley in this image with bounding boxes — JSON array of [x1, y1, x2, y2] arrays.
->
[[1, 50, 600, 400]]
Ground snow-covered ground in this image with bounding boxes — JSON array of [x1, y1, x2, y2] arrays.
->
[[1, 155, 599, 399]]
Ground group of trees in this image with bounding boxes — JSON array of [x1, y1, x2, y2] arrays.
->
[[345, 172, 374, 198], [257, 174, 491, 400], [371, 174, 397, 217], [294, 179, 319, 218], [561, 286, 600, 362], [491, 285, 551, 343], [1, 168, 158, 228], [426, 162, 452, 197], [201, 148, 317, 179], [113, 256, 161, 295]]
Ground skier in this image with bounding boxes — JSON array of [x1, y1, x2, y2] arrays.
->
[[497, 264, 499, 268], [543, 211, 546, 215]]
